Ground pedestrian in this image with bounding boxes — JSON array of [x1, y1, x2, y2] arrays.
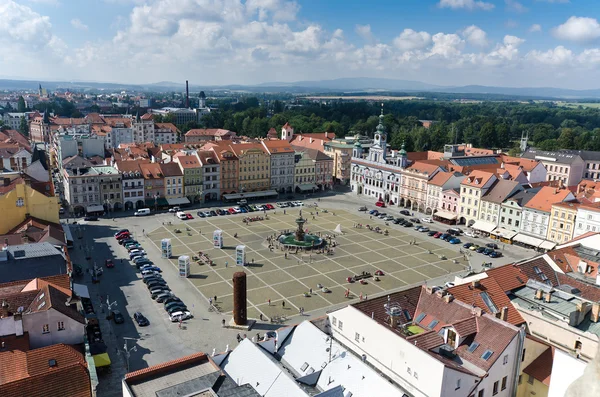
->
[[360, 292, 363, 301], [252, 258, 255, 264], [309, 288, 312, 294], [268, 298, 271, 306], [142, 229, 145, 235], [225, 261, 228, 268], [209, 297, 213, 306], [257, 332, 261, 341], [243, 333, 247, 339], [282, 301, 286, 308], [260, 313, 263, 321], [365, 294, 368, 300], [214, 295, 217, 303], [284, 209, 286, 215], [285, 252, 288, 259], [222, 318, 226, 327], [237, 333, 242, 342], [179, 319, 182, 329]]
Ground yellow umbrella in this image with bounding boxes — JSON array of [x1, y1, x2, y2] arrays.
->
[[93, 353, 111, 367]]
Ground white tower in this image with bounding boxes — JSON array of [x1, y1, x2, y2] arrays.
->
[[368, 105, 388, 164], [281, 122, 294, 141]]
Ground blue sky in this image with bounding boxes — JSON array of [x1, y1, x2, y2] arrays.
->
[[3, 0, 600, 88]]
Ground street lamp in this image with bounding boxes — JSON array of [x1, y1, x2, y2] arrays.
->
[[118, 338, 138, 372]]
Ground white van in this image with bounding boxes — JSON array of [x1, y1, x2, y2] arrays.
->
[[134, 208, 151, 216], [237, 199, 247, 205], [176, 211, 187, 220]]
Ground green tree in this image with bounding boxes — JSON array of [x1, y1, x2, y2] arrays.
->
[[272, 100, 284, 113], [18, 116, 28, 137], [557, 128, 575, 149], [479, 122, 497, 148], [17, 96, 26, 112]]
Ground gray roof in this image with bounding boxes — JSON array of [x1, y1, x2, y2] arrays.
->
[[0, 242, 67, 283], [521, 149, 584, 164], [482, 180, 522, 204], [503, 187, 541, 207], [155, 372, 260, 397], [449, 156, 499, 166]]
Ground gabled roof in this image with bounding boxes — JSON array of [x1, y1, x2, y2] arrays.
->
[[154, 123, 179, 133], [522, 347, 553, 386], [404, 161, 442, 177], [196, 150, 219, 166], [461, 170, 496, 188], [427, 171, 454, 187], [185, 128, 233, 137], [524, 186, 574, 212], [262, 139, 294, 154], [139, 163, 163, 179], [481, 180, 521, 204], [159, 162, 183, 177], [176, 155, 201, 169]]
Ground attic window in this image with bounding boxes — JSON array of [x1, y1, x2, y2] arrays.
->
[[403, 309, 412, 321], [37, 301, 46, 310], [37, 293, 45, 301], [540, 274, 549, 282], [479, 292, 499, 313], [415, 313, 426, 324], [481, 350, 494, 360], [534, 266, 542, 274], [467, 342, 480, 353], [428, 320, 439, 329], [300, 362, 309, 372]]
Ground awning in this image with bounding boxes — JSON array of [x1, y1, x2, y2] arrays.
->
[[145, 198, 169, 207], [491, 228, 518, 239], [433, 210, 457, 220], [92, 353, 111, 367], [86, 205, 104, 213], [72, 283, 90, 299], [471, 220, 497, 233], [539, 240, 557, 251], [297, 184, 318, 192], [223, 190, 278, 200], [167, 197, 190, 205], [513, 233, 545, 247]]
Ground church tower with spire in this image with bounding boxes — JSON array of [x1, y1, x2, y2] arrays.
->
[[368, 105, 388, 164]]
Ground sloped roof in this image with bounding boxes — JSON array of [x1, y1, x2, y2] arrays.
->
[[524, 186, 574, 212], [262, 139, 294, 154], [522, 347, 553, 386], [176, 155, 201, 169], [481, 180, 521, 204], [155, 123, 179, 133], [485, 264, 529, 292], [428, 171, 454, 187], [159, 162, 183, 177], [461, 170, 496, 188], [405, 161, 442, 176], [185, 128, 233, 137]]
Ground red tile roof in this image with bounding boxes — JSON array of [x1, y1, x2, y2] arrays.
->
[[428, 171, 454, 187], [485, 265, 529, 292], [159, 162, 183, 177], [524, 186, 574, 213], [185, 128, 233, 137], [125, 352, 209, 383], [0, 344, 90, 397], [461, 170, 496, 188], [523, 347, 553, 386], [405, 161, 442, 177], [176, 155, 201, 169], [447, 278, 525, 325]]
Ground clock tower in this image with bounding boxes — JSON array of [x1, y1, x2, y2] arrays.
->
[[368, 105, 388, 164]]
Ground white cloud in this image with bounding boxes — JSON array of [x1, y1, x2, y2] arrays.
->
[[553, 16, 600, 42], [462, 25, 488, 47], [438, 0, 495, 11], [505, 19, 518, 29], [430, 33, 465, 58], [505, 0, 527, 13], [25, 0, 61, 5], [527, 46, 573, 65], [70, 18, 88, 31], [529, 24, 542, 33], [393, 29, 431, 51], [355, 24, 374, 43]]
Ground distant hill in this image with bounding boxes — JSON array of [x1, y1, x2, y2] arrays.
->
[[1, 77, 600, 99]]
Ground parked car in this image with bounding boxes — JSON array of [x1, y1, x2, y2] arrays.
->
[[439, 233, 450, 240], [127, 244, 143, 252], [197, 211, 206, 218], [168, 206, 181, 213], [105, 259, 114, 268], [209, 210, 218, 216], [133, 256, 151, 264], [427, 230, 438, 236], [369, 209, 379, 215], [147, 280, 168, 289], [463, 242, 473, 249], [399, 210, 410, 216], [419, 227, 430, 233], [155, 293, 173, 303], [375, 201, 385, 207], [141, 265, 162, 273], [141, 270, 161, 278], [470, 244, 480, 251], [403, 222, 414, 228], [166, 304, 188, 314], [203, 211, 212, 217], [384, 215, 394, 221], [129, 250, 146, 259], [409, 218, 421, 223], [486, 243, 499, 249], [265, 204, 275, 210], [115, 229, 129, 238], [443, 234, 454, 242], [293, 201, 304, 207], [446, 229, 460, 236], [483, 248, 494, 256], [393, 218, 403, 224], [118, 238, 134, 246], [421, 217, 433, 223], [84, 215, 99, 221], [377, 213, 387, 219], [464, 231, 478, 238], [449, 238, 461, 244], [276, 202, 287, 208], [433, 232, 442, 238], [476, 246, 487, 253], [143, 275, 163, 284], [163, 296, 182, 306], [169, 311, 193, 322], [358, 206, 368, 212], [136, 260, 153, 269], [489, 251, 503, 258], [133, 312, 149, 326], [415, 225, 424, 231], [152, 290, 171, 300], [186, 213, 193, 219], [112, 310, 124, 324]]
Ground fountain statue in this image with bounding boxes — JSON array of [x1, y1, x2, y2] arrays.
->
[[295, 213, 306, 242], [277, 208, 325, 250]]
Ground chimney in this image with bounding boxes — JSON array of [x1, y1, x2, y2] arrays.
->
[[535, 289, 544, 300], [545, 291, 553, 303], [310, 137, 313, 144], [471, 280, 480, 288], [591, 303, 600, 323], [325, 132, 329, 139], [444, 294, 454, 303], [14, 313, 23, 336], [425, 286, 434, 295], [185, 80, 190, 108], [390, 315, 398, 329], [472, 307, 483, 317], [500, 306, 509, 321]]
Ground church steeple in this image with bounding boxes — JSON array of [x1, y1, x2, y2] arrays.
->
[[374, 104, 387, 159]]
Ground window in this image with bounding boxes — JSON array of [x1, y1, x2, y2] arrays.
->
[[338, 321, 343, 330], [332, 317, 337, 326], [503, 355, 508, 365], [481, 349, 494, 360], [57, 321, 65, 331], [456, 379, 461, 390], [355, 332, 360, 342], [519, 375, 522, 384], [575, 340, 582, 350], [415, 313, 426, 323], [42, 324, 49, 333], [501, 376, 507, 391], [16, 197, 24, 207], [468, 342, 480, 353], [493, 381, 499, 395], [527, 375, 534, 385], [478, 390, 484, 397]]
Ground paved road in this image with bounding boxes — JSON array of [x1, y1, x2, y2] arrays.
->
[[73, 190, 537, 396]]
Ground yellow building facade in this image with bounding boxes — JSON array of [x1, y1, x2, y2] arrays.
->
[[232, 143, 270, 192], [547, 201, 578, 244], [0, 178, 60, 234]]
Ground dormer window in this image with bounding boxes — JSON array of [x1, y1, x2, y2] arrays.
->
[[446, 329, 457, 347]]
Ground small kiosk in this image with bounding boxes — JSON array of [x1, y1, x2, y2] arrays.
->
[[236, 245, 246, 266], [161, 238, 172, 258], [178, 255, 190, 278], [213, 229, 223, 248]]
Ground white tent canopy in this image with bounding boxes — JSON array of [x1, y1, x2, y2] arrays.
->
[[333, 224, 343, 234], [471, 220, 497, 234]]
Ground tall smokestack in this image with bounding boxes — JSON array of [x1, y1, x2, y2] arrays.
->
[[185, 80, 190, 108]]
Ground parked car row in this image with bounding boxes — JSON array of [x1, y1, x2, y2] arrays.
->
[[462, 242, 503, 258], [196, 202, 291, 218]]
